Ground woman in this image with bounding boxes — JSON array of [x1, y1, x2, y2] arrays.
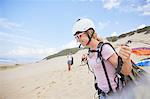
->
[[72, 18, 132, 98]]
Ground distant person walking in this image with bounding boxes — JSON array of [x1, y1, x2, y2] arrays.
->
[[67, 53, 73, 71]]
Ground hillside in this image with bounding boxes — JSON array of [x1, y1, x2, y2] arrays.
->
[[106, 26, 150, 42], [44, 47, 81, 60], [45, 26, 150, 60]]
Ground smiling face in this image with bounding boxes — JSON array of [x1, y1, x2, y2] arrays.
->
[[74, 31, 90, 47]]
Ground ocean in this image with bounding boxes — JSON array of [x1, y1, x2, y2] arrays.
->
[[0, 57, 42, 64]]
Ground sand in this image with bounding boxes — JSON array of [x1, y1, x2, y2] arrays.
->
[[0, 49, 97, 99]]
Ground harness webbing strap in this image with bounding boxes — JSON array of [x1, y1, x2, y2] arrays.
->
[[101, 58, 113, 92], [86, 30, 94, 46], [97, 42, 113, 92]]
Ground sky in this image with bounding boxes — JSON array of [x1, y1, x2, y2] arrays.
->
[[0, 0, 150, 63]]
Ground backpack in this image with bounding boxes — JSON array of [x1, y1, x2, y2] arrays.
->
[[71, 57, 73, 65], [87, 42, 146, 95]]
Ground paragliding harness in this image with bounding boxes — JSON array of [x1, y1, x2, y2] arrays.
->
[[87, 42, 146, 99]]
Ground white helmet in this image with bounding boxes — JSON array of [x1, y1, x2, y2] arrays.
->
[[72, 18, 96, 35]]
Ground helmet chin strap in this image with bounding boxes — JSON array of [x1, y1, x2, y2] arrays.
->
[[79, 44, 82, 48], [86, 30, 94, 46]]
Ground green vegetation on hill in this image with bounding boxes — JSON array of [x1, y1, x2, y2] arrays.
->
[[106, 26, 150, 42], [44, 47, 80, 60], [137, 26, 150, 33], [45, 26, 150, 60], [106, 36, 118, 42]]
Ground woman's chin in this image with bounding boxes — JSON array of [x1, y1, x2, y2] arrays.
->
[[82, 44, 86, 46]]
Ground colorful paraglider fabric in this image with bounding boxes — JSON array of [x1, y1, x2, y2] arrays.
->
[[136, 59, 150, 67], [132, 47, 150, 56]]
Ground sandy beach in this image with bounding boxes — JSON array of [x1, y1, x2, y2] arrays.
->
[[0, 49, 96, 99], [0, 32, 150, 99]]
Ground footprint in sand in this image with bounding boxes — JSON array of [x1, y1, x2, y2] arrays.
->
[[68, 83, 72, 85], [35, 86, 41, 89], [68, 79, 72, 83], [37, 95, 40, 99], [36, 91, 41, 98], [35, 82, 56, 98], [37, 93, 41, 99], [37, 91, 41, 95], [67, 75, 72, 80], [36, 86, 50, 98], [37, 88, 47, 98], [35, 86, 42, 98], [48, 81, 56, 87]]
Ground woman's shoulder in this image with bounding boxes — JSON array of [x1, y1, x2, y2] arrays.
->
[[100, 43, 115, 60]]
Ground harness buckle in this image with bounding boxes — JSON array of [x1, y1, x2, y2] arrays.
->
[[117, 74, 121, 79]]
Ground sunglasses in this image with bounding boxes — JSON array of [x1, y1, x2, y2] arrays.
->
[[74, 33, 85, 41]]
